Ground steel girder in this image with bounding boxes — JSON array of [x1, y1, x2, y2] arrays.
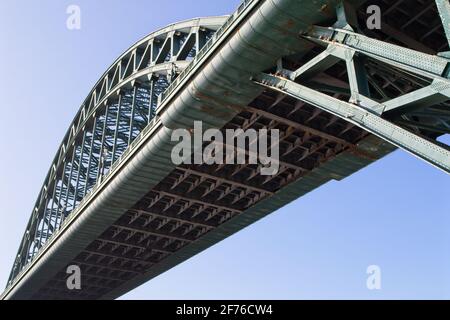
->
[[7, 17, 227, 287], [253, 1, 450, 173], [254, 73, 450, 172], [436, 0, 450, 47]]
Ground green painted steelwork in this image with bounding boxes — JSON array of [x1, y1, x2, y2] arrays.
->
[[253, 2, 450, 173], [5, 17, 227, 291], [253, 73, 450, 173], [3, 0, 448, 300]]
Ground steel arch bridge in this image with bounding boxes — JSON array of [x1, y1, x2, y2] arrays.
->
[[2, 0, 450, 300]]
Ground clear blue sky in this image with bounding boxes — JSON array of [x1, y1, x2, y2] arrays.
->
[[0, 0, 449, 300]]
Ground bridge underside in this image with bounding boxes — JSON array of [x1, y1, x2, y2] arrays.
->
[[32, 89, 381, 299], [4, 0, 450, 300]]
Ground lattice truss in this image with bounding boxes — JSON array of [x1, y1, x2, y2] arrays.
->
[[8, 18, 224, 286], [8, 0, 450, 299]]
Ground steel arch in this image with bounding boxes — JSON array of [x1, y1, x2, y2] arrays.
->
[[7, 16, 228, 286]]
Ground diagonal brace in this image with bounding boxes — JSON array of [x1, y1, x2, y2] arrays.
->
[[252, 73, 450, 174]]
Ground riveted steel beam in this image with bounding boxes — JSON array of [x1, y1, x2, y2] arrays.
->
[[301, 28, 450, 113], [436, 0, 450, 47], [253, 73, 450, 174], [5, 18, 228, 288]]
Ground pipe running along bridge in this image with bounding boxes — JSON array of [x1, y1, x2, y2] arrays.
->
[[2, 0, 449, 299]]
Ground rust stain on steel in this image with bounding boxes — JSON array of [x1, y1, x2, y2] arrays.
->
[[347, 146, 380, 161], [194, 90, 245, 116]]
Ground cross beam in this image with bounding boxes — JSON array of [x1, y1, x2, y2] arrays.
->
[[252, 73, 450, 174], [300, 25, 450, 117], [436, 0, 450, 48]]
